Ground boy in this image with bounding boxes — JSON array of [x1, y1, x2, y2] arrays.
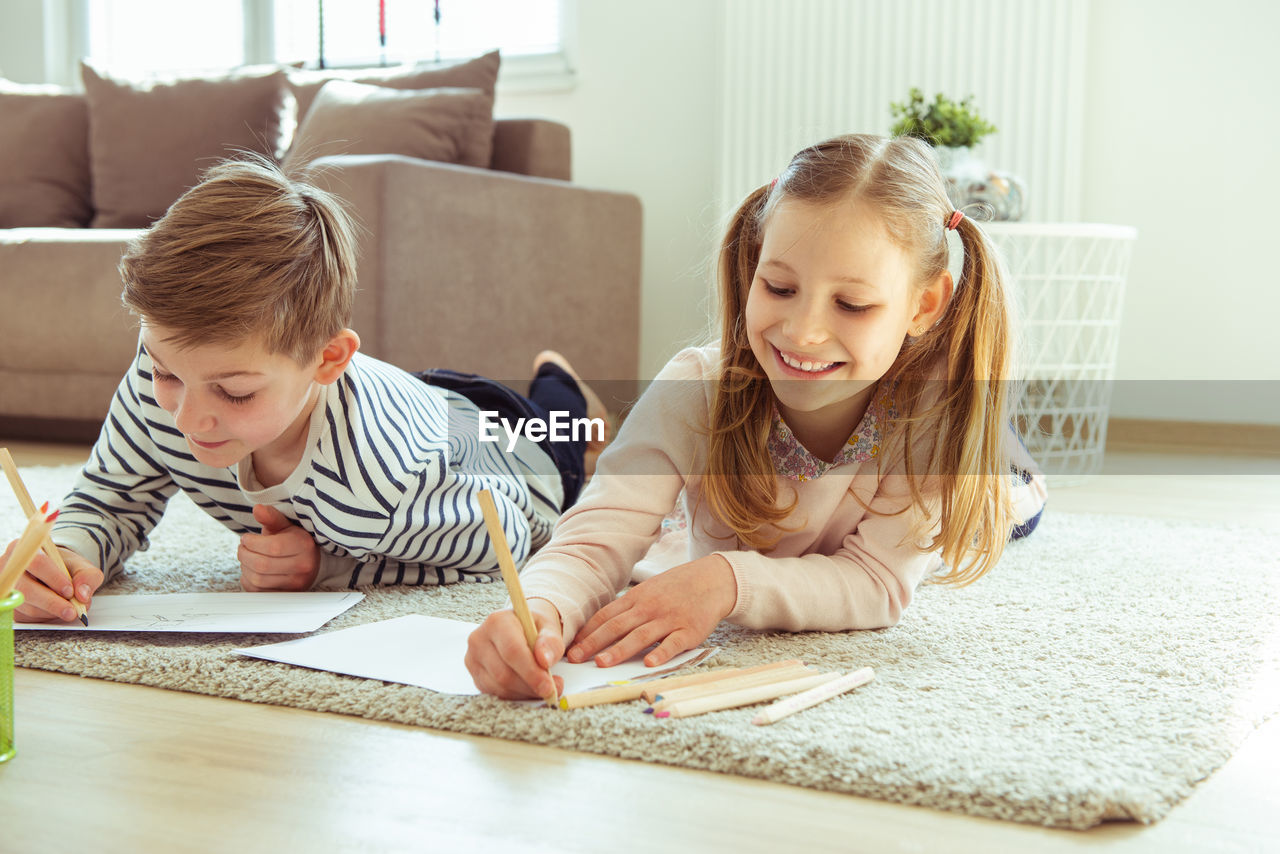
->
[[3, 157, 606, 623]]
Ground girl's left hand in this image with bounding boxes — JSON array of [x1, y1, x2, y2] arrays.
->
[[238, 504, 321, 592], [567, 554, 737, 669]]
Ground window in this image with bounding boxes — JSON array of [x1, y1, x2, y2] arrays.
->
[[84, 0, 247, 75], [274, 0, 561, 69], [76, 0, 566, 79]]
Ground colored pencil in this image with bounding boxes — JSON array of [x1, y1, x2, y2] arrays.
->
[[0, 448, 87, 625], [476, 489, 558, 707], [648, 663, 819, 711], [558, 666, 728, 710], [560, 657, 809, 710], [654, 671, 843, 720], [0, 507, 61, 598], [751, 667, 876, 725], [639, 658, 805, 703], [557, 648, 719, 709]]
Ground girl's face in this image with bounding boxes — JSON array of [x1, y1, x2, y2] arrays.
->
[[745, 198, 948, 448], [141, 324, 324, 472]]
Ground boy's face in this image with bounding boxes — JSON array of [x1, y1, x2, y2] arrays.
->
[[141, 325, 323, 471]]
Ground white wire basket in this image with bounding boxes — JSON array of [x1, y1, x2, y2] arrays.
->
[[983, 223, 1138, 486]]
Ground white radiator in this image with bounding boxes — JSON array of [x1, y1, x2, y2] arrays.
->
[[716, 0, 1089, 223]]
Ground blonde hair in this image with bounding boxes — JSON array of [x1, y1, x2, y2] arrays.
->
[[120, 154, 358, 364], [705, 133, 1017, 584]]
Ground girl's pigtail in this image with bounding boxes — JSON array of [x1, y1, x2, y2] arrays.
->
[[929, 214, 1015, 583], [704, 184, 797, 551]]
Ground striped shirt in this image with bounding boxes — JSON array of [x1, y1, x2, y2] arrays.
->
[[52, 345, 564, 588]]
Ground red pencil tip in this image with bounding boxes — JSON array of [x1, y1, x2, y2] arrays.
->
[[45, 508, 59, 523]]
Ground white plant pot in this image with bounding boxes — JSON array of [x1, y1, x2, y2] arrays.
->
[[934, 146, 1026, 221]]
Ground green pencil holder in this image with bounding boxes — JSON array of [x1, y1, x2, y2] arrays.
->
[[0, 590, 22, 764]]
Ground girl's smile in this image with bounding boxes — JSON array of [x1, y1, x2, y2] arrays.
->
[[772, 344, 845, 376]]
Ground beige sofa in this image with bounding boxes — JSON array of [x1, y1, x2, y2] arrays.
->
[[0, 61, 642, 441]]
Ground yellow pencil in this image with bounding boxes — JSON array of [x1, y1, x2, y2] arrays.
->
[[0, 448, 87, 625], [476, 489, 558, 707], [0, 507, 61, 598]]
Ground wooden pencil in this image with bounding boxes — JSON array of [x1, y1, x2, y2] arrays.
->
[[560, 658, 809, 710], [0, 508, 61, 598], [654, 671, 842, 720], [555, 670, 722, 710], [639, 659, 806, 703], [557, 682, 649, 710], [556, 649, 721, 709], [751, 667, 876, 726], [648, 662, 817, 709], [0, 448, 87, 625], [476, 489, 558, 707]]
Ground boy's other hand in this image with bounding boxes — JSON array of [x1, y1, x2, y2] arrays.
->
[[3, 541, 102, 624], [238, 504, 320, 592], [465, 598, 565, 701]]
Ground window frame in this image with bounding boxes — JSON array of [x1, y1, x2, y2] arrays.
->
[[44, 0, 576, 92]]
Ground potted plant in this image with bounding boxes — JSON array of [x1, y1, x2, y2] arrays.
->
[[890, 88, 1023, 220], [889, 87, 997, 149]]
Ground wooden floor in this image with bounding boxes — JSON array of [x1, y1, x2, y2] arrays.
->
[[1, 439, 1278, 854]]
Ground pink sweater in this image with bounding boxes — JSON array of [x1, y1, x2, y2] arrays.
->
[[520, 346, 1046, 641]]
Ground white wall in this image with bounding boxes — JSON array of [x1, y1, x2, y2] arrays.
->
[[1081, 0, 1280, 423], [0, 0, 47, 83], [496, 1, 723, 380], [507, 0, 1280, 422]]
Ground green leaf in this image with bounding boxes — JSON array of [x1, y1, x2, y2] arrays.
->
[[887, 88, 997, 147]]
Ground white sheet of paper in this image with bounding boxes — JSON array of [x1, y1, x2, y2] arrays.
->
[[16, 591, 364, 633], [235, 614, 713, 695]]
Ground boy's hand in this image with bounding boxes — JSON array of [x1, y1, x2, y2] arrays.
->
[[238, 504, 320, 592], [466, 598, 565, 701], [567, 554, 736, 669], [2, 540, 102, 624]]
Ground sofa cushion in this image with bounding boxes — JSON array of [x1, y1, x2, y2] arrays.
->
[[287, 50, 500, 125], [0, 81, 93, 228], [283, 81, 495, 172], [82, 62, 290, 228]]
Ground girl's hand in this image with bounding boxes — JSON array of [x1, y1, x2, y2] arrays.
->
[[466, 598, 565, 701], [3, 541, 103, 624], [238, 504, 321, 592], [567, 554, 737, 669]]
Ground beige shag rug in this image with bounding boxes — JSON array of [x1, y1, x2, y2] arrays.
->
[[8, 465, 1280, 829]]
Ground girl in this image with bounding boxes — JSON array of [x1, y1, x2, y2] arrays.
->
[[466, 133, 1047, 700]]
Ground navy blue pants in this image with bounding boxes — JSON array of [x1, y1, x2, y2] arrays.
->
[[415, 363, 588, 510], [1009, 426, 1044, 540], [1009, 467, 1044, 540]]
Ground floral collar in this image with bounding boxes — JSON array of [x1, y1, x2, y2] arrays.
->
[[768, 382, 897, 481]]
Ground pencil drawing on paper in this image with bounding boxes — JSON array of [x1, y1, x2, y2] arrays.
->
[[16, 591, 365, 633], [125, 612, 216, 630]]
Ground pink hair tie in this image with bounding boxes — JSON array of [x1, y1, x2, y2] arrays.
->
[[946, 210, 964, 231], [769, 177, 779, 191]]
